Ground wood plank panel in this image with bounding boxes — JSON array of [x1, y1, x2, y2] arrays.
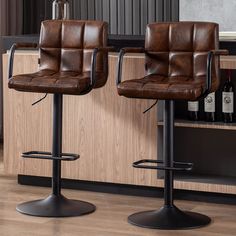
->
[[3, 52, 52, 177], [3, 52, 158, 187], [4, 52, 236, 195]]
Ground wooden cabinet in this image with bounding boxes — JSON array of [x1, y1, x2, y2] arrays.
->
[[157, 55, 236, 195], [2, 51, 158, 187], [3, 51, 236, 194]]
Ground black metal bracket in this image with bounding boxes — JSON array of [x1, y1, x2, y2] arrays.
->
[[116, 47, 145, 86], [80, 46, 114, 95], [133, 159, 193, 171], [22, 151, 79, 161], [200, 49, 229, 99], [8, 42, 38, 80]]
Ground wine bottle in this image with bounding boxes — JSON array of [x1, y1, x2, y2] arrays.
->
[[52, 0, 70, 20], [204, 92, 216, 122], [188, 101, 199, 121], [222, 70, 234, 123]]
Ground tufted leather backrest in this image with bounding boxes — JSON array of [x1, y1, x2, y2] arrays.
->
[[145, 22, 219, 90], [39, 20, 108, 87]]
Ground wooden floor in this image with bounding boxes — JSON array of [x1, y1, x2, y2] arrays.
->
[[0, 153, 236, 235]]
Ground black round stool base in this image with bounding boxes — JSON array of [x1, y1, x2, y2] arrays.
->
[[16, 194, 96, 217], [128, 205, 211, 230]]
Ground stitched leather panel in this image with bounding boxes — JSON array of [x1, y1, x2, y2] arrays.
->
[[9, 20, 108, 94]]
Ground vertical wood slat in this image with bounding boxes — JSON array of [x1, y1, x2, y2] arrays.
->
[[110, 0, 118, 34], [95, 0, 103, 20], [148, 0, 156, 24], [44, 0, 52, 19], [140, 0, 148, 35], [163, 0, 171, 21], [87, 0, 95, 20], [80, 0, 88, 19], [72, 0, 80, 19], [156, 0, 164, 22], [102, 0, 110, 32], [132, 0, 140, 35], [125, 0, 133, 35], [171, 0, 179, 21], [118, 0, 125, 34]]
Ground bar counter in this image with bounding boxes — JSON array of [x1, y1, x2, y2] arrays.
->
[[3, 51, 236, 196]]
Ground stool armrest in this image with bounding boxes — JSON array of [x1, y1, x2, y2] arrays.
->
[[211, 49, 229, 56], [14, 42, 38, 49], [93, 46, 115, 53], [116, 47, 145, 85], [8, 42, 38, 80], [203, 49, 229, 97], [85, 47, 115, 93]]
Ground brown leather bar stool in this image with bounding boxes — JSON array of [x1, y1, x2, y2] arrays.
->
[[116, 22, 228, 229], [8, 20, 112, 217]]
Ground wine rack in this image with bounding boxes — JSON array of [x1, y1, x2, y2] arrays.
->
[[158, 119, 236, 131], [157, 55, 236, 193]]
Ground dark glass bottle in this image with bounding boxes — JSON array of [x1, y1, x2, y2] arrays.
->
[[204, 92, 216, 122], [222, 70, 234, 123], [52, 0, 70, 20], [188, 101, 199, 121]]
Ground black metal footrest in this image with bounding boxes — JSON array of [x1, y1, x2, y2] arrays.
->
[[133, 159, 193, 171], [22, 151, 80, 161]]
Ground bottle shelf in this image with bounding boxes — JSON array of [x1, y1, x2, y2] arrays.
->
[[155, 59, 236, 195], [157, 172, 236, 187], [158, 119, 236, 130], [174, 173, 236, 186], [221, 55, 236, 70]]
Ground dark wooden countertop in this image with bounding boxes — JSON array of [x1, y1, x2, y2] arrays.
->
[[2, 34, 145, 52]]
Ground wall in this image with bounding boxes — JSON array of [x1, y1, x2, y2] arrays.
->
[[180, 0, 236, 31], [0, 0, 23, 139], [72, 0, 179, 35], [23, 0, 179, 35]]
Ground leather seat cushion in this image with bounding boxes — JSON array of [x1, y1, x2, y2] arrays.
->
[[8, 69, 106, 95], [117, 74, 218, 100], [8, 20, 109, 95]]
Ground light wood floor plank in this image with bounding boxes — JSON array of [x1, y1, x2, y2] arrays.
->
[[0, 172, 236, 235], [0, 146, 236, 235]]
